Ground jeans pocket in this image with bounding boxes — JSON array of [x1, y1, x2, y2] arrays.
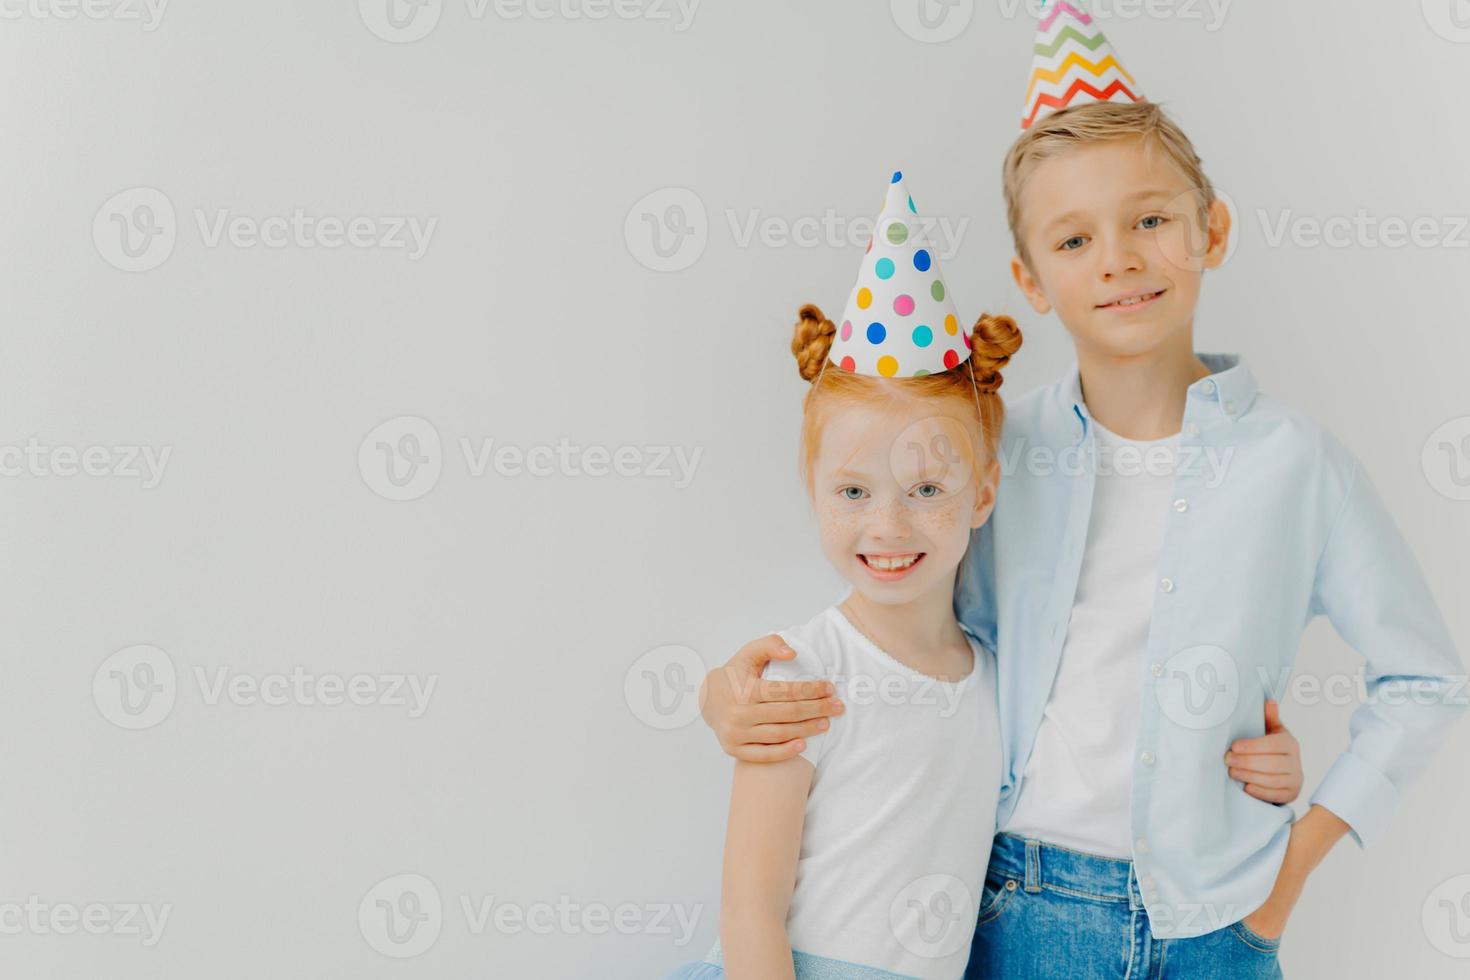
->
[[977, 873, 1020, 926], [1230, 919, 1283, 955]]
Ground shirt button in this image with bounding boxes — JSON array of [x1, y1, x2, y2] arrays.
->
[[1160, 578, 1175, 594], [1151, 663, 1164, 678], [1202, 379, 1217, 395], [1140, 751, 1156, 766], [1173, 498, 1189, 513]]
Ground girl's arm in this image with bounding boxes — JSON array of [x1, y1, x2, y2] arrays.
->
[[719, 756, 813, 980]]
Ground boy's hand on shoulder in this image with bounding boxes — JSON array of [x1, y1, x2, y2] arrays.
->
[[698, 634, 844, 763], [1225, 700, 1303, 804]]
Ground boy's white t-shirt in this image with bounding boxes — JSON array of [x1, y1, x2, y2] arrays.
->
[[1000, 420, 1179, 858], [746, 603, 1002, 980]]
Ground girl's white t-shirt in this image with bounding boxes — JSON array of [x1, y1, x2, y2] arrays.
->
[[750, 604, 1002, 979]]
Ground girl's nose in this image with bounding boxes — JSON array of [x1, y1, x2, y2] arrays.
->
[[868, 497, 911, 538]]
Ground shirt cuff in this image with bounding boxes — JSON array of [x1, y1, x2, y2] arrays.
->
[[1308, 752, 1399, 848]]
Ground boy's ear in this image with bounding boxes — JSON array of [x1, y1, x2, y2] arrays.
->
[[1010, 255, 1052, 315], [1202, 198, 1233, 270]]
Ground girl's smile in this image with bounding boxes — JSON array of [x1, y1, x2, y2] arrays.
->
[[858, 552, 927, 581]]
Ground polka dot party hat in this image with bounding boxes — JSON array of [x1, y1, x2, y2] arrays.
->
[[1023, 0, 1143, 130], [832, 171, 968, 379]]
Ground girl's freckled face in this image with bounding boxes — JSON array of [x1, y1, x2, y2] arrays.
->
[[809, 398, 997, 606]]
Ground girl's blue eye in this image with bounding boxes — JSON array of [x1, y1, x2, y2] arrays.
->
[[1139, 214, 1168, 230], [914, 484, 942, 498], [1060, 236, 1087, 251], [840, 486, 867, 501]]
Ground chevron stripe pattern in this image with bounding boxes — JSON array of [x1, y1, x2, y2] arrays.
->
[[1022, 0, 1144, 130]]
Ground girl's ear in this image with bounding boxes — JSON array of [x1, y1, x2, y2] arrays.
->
[[970, 457, 1001, 530], [1011, 255, 1052, 314]]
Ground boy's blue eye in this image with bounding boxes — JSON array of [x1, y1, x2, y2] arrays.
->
[[840, 486, 868, 500], [913, 483, 942, 498], [1059, 236, 1087, 251], [1139, 214, 1168, 230]]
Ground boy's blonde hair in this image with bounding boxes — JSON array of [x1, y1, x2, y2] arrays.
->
[[1003, 101, 1215, 267]]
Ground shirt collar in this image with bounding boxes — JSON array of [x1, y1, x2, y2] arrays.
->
[[1063, 353, 1259, 432]]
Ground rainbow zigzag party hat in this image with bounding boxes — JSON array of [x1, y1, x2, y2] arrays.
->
[[1023, 0, 1144, 130]]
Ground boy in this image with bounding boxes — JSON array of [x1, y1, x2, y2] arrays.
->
[[699, 4, 1463, 976]]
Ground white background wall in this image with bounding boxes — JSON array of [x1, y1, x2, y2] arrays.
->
[[2, 1, 1467, 977]]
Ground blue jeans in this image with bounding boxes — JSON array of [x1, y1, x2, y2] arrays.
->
[[966, 834, 1283, 979]]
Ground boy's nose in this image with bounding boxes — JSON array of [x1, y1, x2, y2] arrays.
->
[[1099, 235, 1146, 279]]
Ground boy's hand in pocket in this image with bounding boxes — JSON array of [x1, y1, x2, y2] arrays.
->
[[1226, 700, 1303, 804]]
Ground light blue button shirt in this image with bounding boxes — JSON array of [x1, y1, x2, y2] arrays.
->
[[955, 353, 1465, 939]]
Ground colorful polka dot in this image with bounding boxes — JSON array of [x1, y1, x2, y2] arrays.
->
[[887, 222, 909, 246], [875, 258, 895, 280], [857, 288, 872, 310], [908, 195, 916, 214], [877, 355, 899, 377], [962, 330, 972, 349], [944, 314, 958, 335], [840, 356, 856, 372], [913, 250, 932, 272], [912, 325, 933, 347], [865, 236, 873, 255], [866, 322, 887, 345], [944, 350, 960, 370], [931, 280, 945, 301], [893, 294, 915, 317], [913, 369, 931, 377], [891, 171, 903, 184], [840, 321, 852, 341]]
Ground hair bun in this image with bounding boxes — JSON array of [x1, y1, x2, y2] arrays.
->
[[791, 304, 837, 383], [969, 314, 1023, 392]]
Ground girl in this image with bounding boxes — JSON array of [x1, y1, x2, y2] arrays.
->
[[665, 173, 1023, 979]]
